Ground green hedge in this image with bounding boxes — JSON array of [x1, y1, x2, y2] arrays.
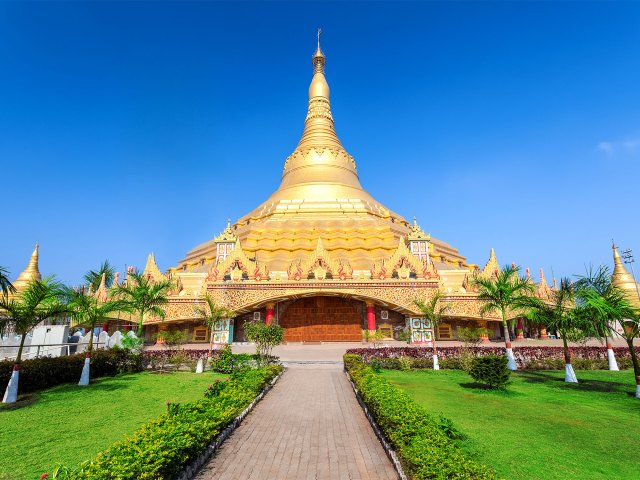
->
[[344, 354, 496, 480], [0, 349, 143, 394], [53, 365, 283, 479], [469, 355, 510, 389]]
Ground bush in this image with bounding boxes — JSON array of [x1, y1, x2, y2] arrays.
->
[[469, 355, 510, 389], [344, 355, 496, 479], [52, 365, 283, 479], [243, 321, 283, 365], [0, 349, 143, 394]]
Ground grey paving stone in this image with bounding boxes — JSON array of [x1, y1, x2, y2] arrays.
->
[[195, 364, 398, 480]]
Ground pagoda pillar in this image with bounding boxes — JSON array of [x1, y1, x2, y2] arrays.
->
[[516, 318, 524, 340], [102, 322, 109, 333], [538, 324, 549, 340], [155, 324, 169, 346], [478, 321, 490, 344], [265, 303, 275, 326], [366, 301, 376, 333]]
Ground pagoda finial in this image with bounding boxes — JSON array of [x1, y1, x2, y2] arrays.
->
[[312, 27, 326, 74]]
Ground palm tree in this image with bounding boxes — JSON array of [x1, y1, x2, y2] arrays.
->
[[473, 264, 537, 370], [112, 271, 172, 337], [575, 266, 640, 398], [0, 266, 16, 296], [65, 284, 125, 386], [575, 266, 621, 370], [526, 278, 587, 382], [0, 277, 68, 403], [414, 290, 450, 370], [195, 295, 234, 358], [84, 260, 115, 291]]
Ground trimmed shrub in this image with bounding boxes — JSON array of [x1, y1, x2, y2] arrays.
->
[[0, 349, 143, 394], [52, 365, 283, 479], [469, 355, 510, 389], [344, 355, 496, 479]]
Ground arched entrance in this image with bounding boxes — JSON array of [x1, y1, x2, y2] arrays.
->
[[279, 296, 362, 342]]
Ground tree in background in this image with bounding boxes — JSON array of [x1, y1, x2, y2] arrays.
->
[[195, 295, 235, 358], [113, 271, 172, 336], [414, 290, 451, 370], [0, 266, 16, 297], [244, 320, 284, 366], [84, 260, 115, 292], [473, 265, 537, 370], [576, 266, 640, 398], [65, 278, 125, 386], [575, 266, 621, 370], [526, 278, 587, 382], [0, 277, 68, 403]]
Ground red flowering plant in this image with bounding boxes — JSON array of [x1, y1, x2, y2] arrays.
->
[[204, 378, 229, 398]]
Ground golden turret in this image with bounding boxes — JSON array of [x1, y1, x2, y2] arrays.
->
[[612, 243, 640, 307], [143, 253, 165, 283], [12, 244, 42, 292]]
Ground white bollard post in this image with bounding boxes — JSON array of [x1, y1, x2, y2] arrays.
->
[[195, 357, 204, 374]]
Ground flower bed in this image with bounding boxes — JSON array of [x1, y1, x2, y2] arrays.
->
[[142, 348, 211, 363], [0, 349, 143, 394], [346, 346, 639, 369], [344, 354, 496, 479], [51, 364, 283, 479]]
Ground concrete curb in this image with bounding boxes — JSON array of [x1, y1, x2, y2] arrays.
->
[[176, 367, 285, 480], [345, 370, 408, 480]]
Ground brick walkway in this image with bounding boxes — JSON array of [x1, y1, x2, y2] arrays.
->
[[195, 364, 398, 480]]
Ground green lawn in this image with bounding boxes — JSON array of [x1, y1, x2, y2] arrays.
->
[[383, 369, 640, 480], [0, 371, 223, 480]]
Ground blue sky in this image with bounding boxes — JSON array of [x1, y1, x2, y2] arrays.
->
[[1, 1, 639, 285]]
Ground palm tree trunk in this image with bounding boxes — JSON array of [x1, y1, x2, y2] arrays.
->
[[432, 330, 440, 370], [79, 324, 94, 386], [605, 335, 619, 371], [562, 333, 578, 383], [137, 312, 144, 337], [2, 330, 27, 403], [624, 337, 640, 399], [502, 312, 517, 370]]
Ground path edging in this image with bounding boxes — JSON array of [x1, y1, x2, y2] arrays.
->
[[345, 370, 408, 480], [176, 367, 285, 480]]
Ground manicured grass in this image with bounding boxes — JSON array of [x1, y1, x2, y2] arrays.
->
[[0, 371, 224, 479], [383, 369, 640, 480]]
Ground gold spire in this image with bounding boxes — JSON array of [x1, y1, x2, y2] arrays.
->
[[612, 242, 640, 306], [12, 243, 42, 292], [236, 31, 407, 228], [479, 248, 499, 279], [537, 267, 552, 299], [143, 253, 164, 282]]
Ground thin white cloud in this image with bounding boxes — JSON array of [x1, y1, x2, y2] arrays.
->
[[597, 136, 640, 157]]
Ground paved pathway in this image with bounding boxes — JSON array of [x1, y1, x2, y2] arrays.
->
[[195, 364, 398, 480]]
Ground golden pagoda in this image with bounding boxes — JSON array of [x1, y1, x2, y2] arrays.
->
[[126, 36, 552, 345], [10, 244, 41, 294]]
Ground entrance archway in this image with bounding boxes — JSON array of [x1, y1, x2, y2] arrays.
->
[[279, 296, 362, 342]]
